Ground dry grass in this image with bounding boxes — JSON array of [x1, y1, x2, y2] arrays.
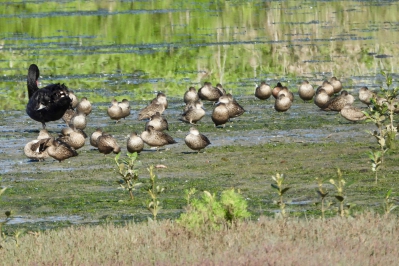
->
[[1, 212, 399, 265]]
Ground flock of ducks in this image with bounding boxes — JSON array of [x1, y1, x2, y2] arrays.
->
[[24, 64, 380, 163]]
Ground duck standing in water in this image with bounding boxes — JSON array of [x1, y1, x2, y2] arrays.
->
[[26, 64, 72, 129], [185, 127, 211, 153]]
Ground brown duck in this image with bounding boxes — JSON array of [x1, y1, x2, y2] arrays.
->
[[24, 129, 52, 161], [97, 132, 121, 154], [180, 101, 206, 124], [107, 99, 124, 122], [42, 137, 78, 162], [127, 132, 144, 153], [298, 80, 315, 101], [58, 126, 87, 150], [138, 93, 167, 120], [76, 97, 92, 116], [145, 112, 169, 131], [314, 87, 330, 109], [118, 99, 131, 119], [90, 128, 103, 148], [255, 82, 272, 100], [274, 93, 292, 112], [340, 104, 367, 122], [198, 82, 224, 102], [185, 127, 211, 153], [323, 90, 354, 112], [140, 125, 177, 150], [330, 77, 342, 94], [184, 86, 199, 104], [358, 87, 376, 107], [211, 101, 230, 127]]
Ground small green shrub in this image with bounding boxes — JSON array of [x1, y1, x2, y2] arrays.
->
[[271, 173, 290, 219], [114, 152, 142, 199], [177, 189, 251, 231], [146, 165, 165, 221]]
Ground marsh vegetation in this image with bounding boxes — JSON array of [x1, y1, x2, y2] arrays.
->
[[1, 0, 399, 264]]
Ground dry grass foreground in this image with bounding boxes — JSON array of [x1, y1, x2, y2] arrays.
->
[[1, 212, 398, 265]]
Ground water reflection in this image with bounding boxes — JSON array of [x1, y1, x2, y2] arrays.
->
[[0, 0, 399, 110]]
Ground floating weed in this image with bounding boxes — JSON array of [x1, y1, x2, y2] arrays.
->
[[271, 173, 290, 219]]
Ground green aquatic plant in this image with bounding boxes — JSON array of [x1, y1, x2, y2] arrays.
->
[[146, 165, 165, 221], [114, 152, 142, 200], [271, 173, 290, 219]]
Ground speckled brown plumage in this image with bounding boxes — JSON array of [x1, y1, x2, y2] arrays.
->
[[97, 132, 121, 155], [255, 82, 272, 100], [185, 127, 211, 152], [127, 132, 144, 153], [140, 125, 176, 149]]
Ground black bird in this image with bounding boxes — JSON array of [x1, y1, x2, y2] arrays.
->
[[26, 64, 72, 129]]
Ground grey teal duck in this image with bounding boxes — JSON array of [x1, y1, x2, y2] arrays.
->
[[185, 127, 211, 153], [314, 87, 330, 109], [140, 125, 177, 150], [118, 99, 131, 119], [107, 99, 124, 122], [145, 112, 169, 131], [298, 80, 315, 101], [340, 104, 367, 122], [42, 137, 78, 162], [184, 87, 199, 104], [330, 77, 342, 94], [97, 132, 121, 154], [274, 93, 292, 112], [198, 82, 224, 102], [24, 129, 52, 161], [321, 80, 334, 96], [138, 93, 167, 120], [127, 132, 144, 153], [76, 97, 92, 116], [180, 101, 206, 124], [58, 126, 87, 150], [90, 128, 103, 148], [323, 90, 354, 111], [69, 109, 87, 130], [255, 82, 272, 100], [211, 101, 230, 127], [358, 87, 376, 107], [272, 82, 283, 99]]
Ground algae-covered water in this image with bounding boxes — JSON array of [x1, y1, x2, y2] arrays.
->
[[1, 0, 399, 231]]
